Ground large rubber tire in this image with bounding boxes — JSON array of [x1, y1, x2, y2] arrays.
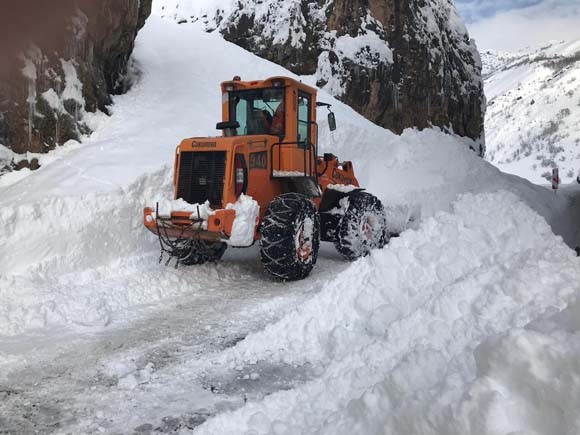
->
[[176, 240, 227, 266], [334, 192, 388, 261], [260, 193, 321, 281]]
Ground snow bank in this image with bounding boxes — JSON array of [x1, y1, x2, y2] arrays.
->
[[316, 117, 573, 245], [196, 191, 579, 434], [456, 326, 580, 434], [226, 194, 259, 247], [0, 169, 174, 335], [156, 198, 214, 220]]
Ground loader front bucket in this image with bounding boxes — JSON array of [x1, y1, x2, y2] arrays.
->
[[143, 206, 236, 242]]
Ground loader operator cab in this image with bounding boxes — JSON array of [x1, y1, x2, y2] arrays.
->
[[215, 76, 340, 196], [229, 87, 286, 137], [218, 76, 332, 147]]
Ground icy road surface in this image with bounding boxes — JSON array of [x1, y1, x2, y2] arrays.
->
[[0, 246, 345, 433], [1, 15, 580, 435]]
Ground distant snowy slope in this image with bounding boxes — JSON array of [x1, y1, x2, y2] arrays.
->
[[480, 48, 523, 78], [483, 39, 580, 184]]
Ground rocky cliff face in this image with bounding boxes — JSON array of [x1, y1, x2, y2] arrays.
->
[[155, 0, 485, 151], [0, 0, 152, 161]]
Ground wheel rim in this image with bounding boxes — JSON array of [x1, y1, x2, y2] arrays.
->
[[360, 213, 380, 246], [295, 217, 314, 263], [361, 216, 373, 241]]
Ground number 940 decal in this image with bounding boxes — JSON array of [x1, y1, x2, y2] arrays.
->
[[250, 151, 268, 170]]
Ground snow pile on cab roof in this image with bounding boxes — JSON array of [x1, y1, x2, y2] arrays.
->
[[197, 191, 579, 434]]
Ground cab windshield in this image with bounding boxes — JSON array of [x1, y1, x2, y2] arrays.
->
[[229, 88, 285, 136]]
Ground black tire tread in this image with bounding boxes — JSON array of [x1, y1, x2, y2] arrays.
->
[[334, 192, 388, 261], [178, 241, 227, 266], [260, 193, 320, 281]]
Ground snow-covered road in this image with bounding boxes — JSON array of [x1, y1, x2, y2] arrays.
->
[[1, 15, 580, 435], [0, 246, 346, 433]]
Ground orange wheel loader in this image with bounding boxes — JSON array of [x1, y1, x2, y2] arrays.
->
[[144, 76, 390, 281]]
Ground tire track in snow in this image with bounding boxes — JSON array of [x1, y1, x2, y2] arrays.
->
[[0, 244, 344, 434]]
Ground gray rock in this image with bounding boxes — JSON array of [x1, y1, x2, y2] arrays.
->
[[0, 0, 152, 154]]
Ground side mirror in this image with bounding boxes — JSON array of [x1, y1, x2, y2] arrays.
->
[[328, 112, 337, 132], [324, 153, 335, 162], [216, 121, 240, 130], [216, 121, 240, 137]]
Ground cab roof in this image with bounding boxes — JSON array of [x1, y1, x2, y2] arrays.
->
[[220, 76, 317, 96]]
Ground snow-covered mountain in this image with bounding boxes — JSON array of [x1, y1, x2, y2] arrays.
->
[[154, 0, 485, 144], [1, 12, 580, 435], [483, 39, 580, 184]]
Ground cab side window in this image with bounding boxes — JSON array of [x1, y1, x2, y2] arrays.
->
[[234, 97, 249, 135], [298, 92, 311, 146]]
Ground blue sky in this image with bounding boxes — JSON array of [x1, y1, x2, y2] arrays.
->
[[455, 0, 543, 22], [455, 0, 580, 50]]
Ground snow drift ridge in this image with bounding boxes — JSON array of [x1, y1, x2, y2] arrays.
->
[[197, 191, 579, 434]]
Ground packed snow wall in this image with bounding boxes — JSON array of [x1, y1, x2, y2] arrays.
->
[[155, 0, 486, 148], [0, 0, 152, 160]]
